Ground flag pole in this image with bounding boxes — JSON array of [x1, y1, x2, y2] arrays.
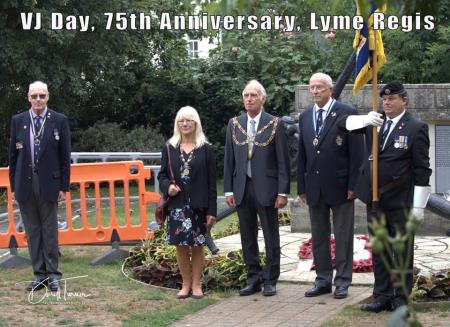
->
[[371, 29, 379, 211]]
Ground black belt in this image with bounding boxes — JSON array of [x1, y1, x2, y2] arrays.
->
[[379, 169, 412, 194]]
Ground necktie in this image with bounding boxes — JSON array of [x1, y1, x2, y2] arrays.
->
[[380, 119, 393, 150], [34, 116, 42, 165], [316, 109, 324, 133], [247, 119, 256, 177]]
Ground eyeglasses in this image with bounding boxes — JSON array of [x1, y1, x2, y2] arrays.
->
[[308, 86, 328, 92], [30, 94, 47, 100], [177, 119, 195, 125]]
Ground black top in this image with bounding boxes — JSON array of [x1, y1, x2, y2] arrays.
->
[[158, 142, 217, 217]]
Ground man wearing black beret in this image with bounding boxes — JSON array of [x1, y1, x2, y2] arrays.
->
[[342, 81, 432, 312]]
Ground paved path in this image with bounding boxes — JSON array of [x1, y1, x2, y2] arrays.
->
[[171, 285, 372, 327], [171, 226, 450, 326]]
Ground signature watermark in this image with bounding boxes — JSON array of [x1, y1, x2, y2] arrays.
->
[[17, 275, 93, 304]]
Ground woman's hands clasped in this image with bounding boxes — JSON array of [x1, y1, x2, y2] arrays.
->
[[168, 184, 181, 197]]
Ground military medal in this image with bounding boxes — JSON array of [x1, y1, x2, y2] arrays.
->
[[394, 142, 400, 148], [29, 110, 47, 145], [311, 99, 336, 148]]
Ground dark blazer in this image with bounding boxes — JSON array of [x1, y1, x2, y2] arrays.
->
[[9, 109, 71, 203], [223, 111, 290, 207], [158, 142, 217, 217], [297, 101, 364, 207], [351, 111, 431, 210]]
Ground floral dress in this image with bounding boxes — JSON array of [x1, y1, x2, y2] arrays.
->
[[166, 149, 207, 246]]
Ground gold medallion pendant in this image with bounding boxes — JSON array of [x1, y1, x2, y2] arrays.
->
[[183, 168, 190, 176]]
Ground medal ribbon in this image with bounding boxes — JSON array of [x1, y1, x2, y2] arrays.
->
[[29, 110, 47, 140], [312, 99, 336, 138]]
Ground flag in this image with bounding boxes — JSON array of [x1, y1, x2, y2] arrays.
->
[[353, 2, 387, 94]]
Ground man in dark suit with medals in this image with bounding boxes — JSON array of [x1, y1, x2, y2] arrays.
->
[[297, 73, 364, 299], [9, 81, 71, 292], [343, 81, 431, 312], [224, 80, 290, 296]]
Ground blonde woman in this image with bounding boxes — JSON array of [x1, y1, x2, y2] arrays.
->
[[158, 106, 217, 299]]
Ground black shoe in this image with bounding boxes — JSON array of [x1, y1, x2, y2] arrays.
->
[[305, 285, 332, 297], [239, 283, 261, 296], [48, 279, 60, 292], [263, 284, 277, 297], [360, 300, 393, 313], [26, 279, 47, 292], [334, 286, 348, 299]]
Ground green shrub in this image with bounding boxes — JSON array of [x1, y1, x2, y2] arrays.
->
[[126, 228, 265, 291], [73, 120, 165, 153]]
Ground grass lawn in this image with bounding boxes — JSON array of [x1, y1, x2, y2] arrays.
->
[[322, 302, 450, 327], [0, 246, 234, 327]]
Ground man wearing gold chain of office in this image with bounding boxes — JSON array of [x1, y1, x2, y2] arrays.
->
[[224, 80, 290, 297]]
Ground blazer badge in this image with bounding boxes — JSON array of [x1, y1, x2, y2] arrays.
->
[[336, 135, 343, 146]]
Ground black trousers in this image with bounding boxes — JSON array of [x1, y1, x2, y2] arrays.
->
[[367, 206, 414, 303], [18, 172, 61, 279], [236, 178, 280, 285]]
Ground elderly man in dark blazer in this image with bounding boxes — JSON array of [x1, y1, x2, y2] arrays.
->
[[343, 81, 431, 312], [9, 81, 71, 292], [297, 73, 364, 299], [224, 80, 290, 297]]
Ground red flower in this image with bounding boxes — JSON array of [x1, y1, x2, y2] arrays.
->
[[298, 236, 373, 273]]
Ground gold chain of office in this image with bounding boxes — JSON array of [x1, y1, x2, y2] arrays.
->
[[231, 117, 279, 147]]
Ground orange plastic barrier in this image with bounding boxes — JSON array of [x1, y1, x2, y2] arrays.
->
[[0, 161, 160, 249]]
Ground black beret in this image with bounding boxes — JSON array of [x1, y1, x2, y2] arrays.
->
[[379, 81, 406, 97]]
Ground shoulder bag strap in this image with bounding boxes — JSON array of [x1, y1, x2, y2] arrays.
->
[[166, 143, 175, 183]]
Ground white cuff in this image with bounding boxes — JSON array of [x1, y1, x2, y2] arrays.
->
[[225, 192, 234, 197], [413, 186, 431, 208]]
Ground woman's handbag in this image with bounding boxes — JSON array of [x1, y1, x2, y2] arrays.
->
[[155, 144, 175, 226]]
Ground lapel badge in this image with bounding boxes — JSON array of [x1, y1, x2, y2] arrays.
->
[[331, 111, 336, 117], [53, 129, 60, 140], [336, 135, 343, 146], [16, 142, 23, 149]]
